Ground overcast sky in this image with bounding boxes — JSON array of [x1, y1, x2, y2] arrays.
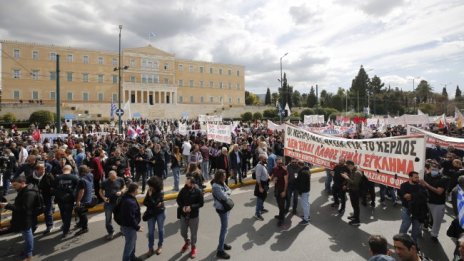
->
[[1, 0, 463, 96]]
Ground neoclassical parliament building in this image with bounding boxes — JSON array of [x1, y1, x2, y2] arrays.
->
[[0, 40, 245, 119]]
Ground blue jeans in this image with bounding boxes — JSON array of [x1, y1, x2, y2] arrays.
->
[[147, 212, 166, 249], [201, 161, 210, 181], [104, 203, 115, 234], [325, 169, 332, 192], [399, 207, 421, 243], [172, 167, 180, 191], [2, 174, 10, 195], [147, 164, 154, 178], [300, 192, 310, 221], [255, 197, 264, 216], [217, 210, 229, 251], [22, 228, 34, 258], [44, 197, 54, 228], [121, 226, 137, 261], [380, 185, 397, 202], [58, 203, 73, 234]]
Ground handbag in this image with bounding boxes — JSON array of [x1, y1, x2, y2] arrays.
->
[[142, 209, 152, 221], [213, 189, 234, 212]]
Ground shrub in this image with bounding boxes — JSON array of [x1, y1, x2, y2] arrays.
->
[[300, 108, 315, 121], [263, 109, 277, 119], [253, 112, 263, 121], [241, 112, 253, 122], [1, 113, 17, 123], [29, 110, 55, 128]]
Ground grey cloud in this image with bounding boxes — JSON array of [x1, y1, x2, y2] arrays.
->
[[361, 0, 406, 16], [289, 4, 318, 25]]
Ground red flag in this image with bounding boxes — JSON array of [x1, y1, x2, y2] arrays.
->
[[32, 129, 41, 142]]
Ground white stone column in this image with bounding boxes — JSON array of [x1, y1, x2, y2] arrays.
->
[[164, 92, 167, 104]]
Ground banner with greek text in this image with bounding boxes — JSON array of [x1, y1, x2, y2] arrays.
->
[[207, 123, 232, 144], [284, 124, 426, 188], [406, 125, 464, 149]]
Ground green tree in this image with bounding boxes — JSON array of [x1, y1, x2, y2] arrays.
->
[[442, 87, 448, 100], [265, 88, 271, 105], [278, 73, 292, 109], [271, 92, 279, 106], [245, 91, 260, 105], [307, 86, 317, 107], [415, 80, 433, 103], [292, 90, 301, 107], [252, 112, 263, 121], [350, 65, 370, 112], [455, 85, 462, 99], [1, 113, 16, 123], [300, 108, 315, 121], [241, 112, 253, 121], [29, 110, 55, 128], [263, 109, 277, 118]]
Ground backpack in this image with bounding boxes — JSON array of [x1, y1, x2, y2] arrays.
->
[[28, 185, 45, 216], [112, 196, 124, 225]]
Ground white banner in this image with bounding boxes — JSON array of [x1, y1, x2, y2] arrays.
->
[[198, 115, 223, 123], [303, 115, 325, 125], [284, 124, 426, 188], [267, 120, 285, 131], [207, 123, 232, 144], [178, 123, 188, 136], [406, 125, 464, 149]]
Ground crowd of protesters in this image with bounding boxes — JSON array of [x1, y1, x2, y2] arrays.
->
[[0, 118, 463, 260]]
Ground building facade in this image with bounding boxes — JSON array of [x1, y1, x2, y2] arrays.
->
[[0, 40, 245, 118]]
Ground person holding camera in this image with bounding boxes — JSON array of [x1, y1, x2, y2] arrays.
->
[[99, 170, 125, 240], [1, 148, 17, 196]]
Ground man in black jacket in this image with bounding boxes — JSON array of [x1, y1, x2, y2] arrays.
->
[[120, 183, 142, 261], [296, 161, 311, 225], [1, 176, 38, 261], [331, 156, 349, 214], [28, 162, 55, 235], [177, 176, 204, 258]]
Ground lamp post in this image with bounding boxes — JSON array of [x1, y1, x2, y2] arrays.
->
[[279, 52, 288, 110], [118, 25, 123, 134]]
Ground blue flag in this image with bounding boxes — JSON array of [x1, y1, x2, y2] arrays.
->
[[458, 186, 464, 229], [110, 102, 117, 118]]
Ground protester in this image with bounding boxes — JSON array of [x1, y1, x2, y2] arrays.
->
[[120, 183, 143, 261], [54, 165, 79, 239], [332, 156, 348, 215], [143, 176, 166, 257], [171, 146, 182, 191], [229, 144, 243, 184], [393, 233, 431, 261], [74, 165, 94, 236], [367, 235, 395, 261], [176, 176, 204, 258], [0, 176, 38, 261], [28, 162, 54, 235], [254, 153, 270, 221], [296, 161, 311, 225], [286, 157, 301, 215], [341, 160, 362, 226], [398, 171, 428, 245], [99, 170, 125, 240], [211, 169, 233, 259]]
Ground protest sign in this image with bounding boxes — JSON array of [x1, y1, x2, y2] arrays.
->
[[284, 124, 426, 188], [207, 123, 232, 144], [406, 125, 464, 149]]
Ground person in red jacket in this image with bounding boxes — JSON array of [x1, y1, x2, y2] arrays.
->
[[90, 150, 105, 202]]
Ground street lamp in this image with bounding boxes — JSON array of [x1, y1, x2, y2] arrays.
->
[[280, 52, 288, 109], [115, 25, 129, 134]]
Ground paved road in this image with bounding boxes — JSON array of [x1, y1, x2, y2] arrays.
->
[[0, 173, 456, 260]]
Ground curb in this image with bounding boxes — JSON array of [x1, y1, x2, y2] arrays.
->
[[0, 167, 325, 228]]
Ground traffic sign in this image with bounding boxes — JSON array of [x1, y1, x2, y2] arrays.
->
[[115, 109, 124, 116]]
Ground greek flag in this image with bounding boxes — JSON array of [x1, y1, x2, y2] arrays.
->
[[458, 186, 464, 229], [110, 102, 117, 118]]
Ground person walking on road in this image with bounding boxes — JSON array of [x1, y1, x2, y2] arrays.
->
[[212, 169, 233, 259], [341, 160, 362, 226], [254, 154, 270, 221], [120, 183, 143, 261], [271, 157, 288, 227], [176, 176, 204, 258], [1, 176, 41, 261], [144, 176, 166, 257], [99, 170, 125, 240], [296, 161, 311, 225], [54, 165, 79, 239]]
